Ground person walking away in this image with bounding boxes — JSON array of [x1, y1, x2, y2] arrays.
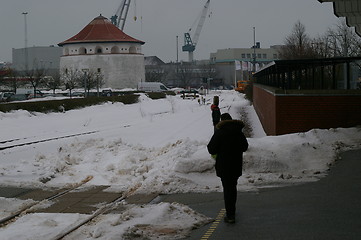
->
[[211, 96, 221, 132], [207, 113, 248, 223]]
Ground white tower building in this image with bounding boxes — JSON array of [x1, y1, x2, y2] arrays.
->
[[58, 15, 145, 89]]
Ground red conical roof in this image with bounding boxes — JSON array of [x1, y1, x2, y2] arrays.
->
[[58, 15, 144, 46]]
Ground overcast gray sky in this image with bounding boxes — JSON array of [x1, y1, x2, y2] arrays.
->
[[0, 0, 340, 63]]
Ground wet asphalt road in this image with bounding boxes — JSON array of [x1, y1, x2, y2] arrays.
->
[[160, 149, 361, 240]]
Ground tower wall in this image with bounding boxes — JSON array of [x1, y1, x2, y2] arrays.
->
[[60, 53, 145, 89]]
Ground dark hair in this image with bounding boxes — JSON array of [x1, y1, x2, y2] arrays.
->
[[213, 96, 219, 106], [220, 113, 232, 121]]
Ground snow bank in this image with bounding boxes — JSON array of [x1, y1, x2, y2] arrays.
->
[[0, 197, 36, 219], [65, 202, 212, 240], [243, 127, 361, 187], [0, 203, 212, 240], [0, 213, 89, 239], [1, 90, 361, 239], [1, 91, 360, 193]]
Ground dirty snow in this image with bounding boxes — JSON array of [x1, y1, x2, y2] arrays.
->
[[1, 90, 360, 239]]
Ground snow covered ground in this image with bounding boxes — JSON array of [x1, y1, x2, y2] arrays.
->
[[1, 90, 360, 239]]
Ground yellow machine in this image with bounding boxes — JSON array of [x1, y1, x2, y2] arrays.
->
[[235, 80, 249, 93]]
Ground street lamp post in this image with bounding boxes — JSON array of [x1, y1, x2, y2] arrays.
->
[[176, 35, 179, 63], [96, 73, 101, 97], [207, 78, 213, 94], [22, 12, 28, 72], [253, 27, 256, 73], [82, 69, 89, 97]]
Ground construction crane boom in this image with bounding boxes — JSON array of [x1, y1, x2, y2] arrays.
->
[[182, 0, 210, 62], [193, 0, 210, 47], [111, 0, 132, 31]]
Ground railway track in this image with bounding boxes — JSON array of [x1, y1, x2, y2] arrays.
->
[[0, 130, 99, 151], [0, 121, 138, 152], [0, 94, 216, 153], [0, 179, 151, 240], [0, 175, 94, 226], [51, 183, 144, 240], [0, 97, 224, 238]]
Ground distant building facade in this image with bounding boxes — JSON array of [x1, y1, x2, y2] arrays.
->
[[210, 45, 282, 87], [142, 45, 283, 89], [210, 45, 282, 64], [12, 46, 62, 75], [58, 15, 145, 89], [144, 57, 217, 88]]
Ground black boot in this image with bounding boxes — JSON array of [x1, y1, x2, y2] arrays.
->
[[224, 215, 235, 224]]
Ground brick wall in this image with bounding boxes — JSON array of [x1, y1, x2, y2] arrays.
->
[[253, 84, 361, 135], [253, 85, 277, 135]]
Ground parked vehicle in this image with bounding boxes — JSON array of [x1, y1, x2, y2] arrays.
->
[[101, 89, 112, 96], [43, 93, 66, 98], [179, 89, 199, 94], [172, 88, 185, 94], [137, 82, 169, 92], [7, 94, 28, 102], [0, 92, 15, 102], [16, 88, 44, 96], [179, 89, 199, 99], [27, 93, 45, 99], [71, 92, 84, 97]]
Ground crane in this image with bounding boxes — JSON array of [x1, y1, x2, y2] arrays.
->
[[110, 0, 136, 31], [182, 0, 210, 62]]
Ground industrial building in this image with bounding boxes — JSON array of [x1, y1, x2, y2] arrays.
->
[[12, 46, 62, 75], [210, 45, 282, 87], [210, 45, 281, 64]]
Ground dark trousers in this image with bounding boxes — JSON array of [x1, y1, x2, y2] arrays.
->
[[221, 176, 239, 218]]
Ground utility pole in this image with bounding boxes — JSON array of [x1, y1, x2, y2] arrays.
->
[[176, 35, 179, 87], [22, 12, 28, 72], [176, 35, 179, 63], [253, 27, 256, 73], [82, 69, 89, 97]]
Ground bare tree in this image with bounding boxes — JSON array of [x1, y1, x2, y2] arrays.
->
[[176, 63, 197, 88], [197, 63, 218, 83], [72, 69, 105, 97], [24, 60, 48, 97], [44, 71, 62, 94], [326, 20, 361, 57], [280, 19, 361, 60], [279, 21, 313, 59], [61, 68, 82, 98], [0, 67, 14, 90], [308, 34, 330, 58], [85, 70, 105, 96], [145, 66, 168, 83]]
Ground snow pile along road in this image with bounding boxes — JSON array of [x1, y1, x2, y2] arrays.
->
[[64, 202, 213, 240], [0, 202, 212, 240], [1, 91, 361, 191], [1, 90, 361, 239]]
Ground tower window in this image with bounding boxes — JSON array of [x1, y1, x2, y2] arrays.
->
[[79, 47, 87, 54], [111, 46, 120, 53], [96, 46, 103, 54]]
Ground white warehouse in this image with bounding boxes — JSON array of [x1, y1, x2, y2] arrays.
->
[[58, 15, 145, 89]]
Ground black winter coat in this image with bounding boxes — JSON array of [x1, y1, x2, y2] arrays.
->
[[211, 104, 221, 126], [207, 120, 248, 178]]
